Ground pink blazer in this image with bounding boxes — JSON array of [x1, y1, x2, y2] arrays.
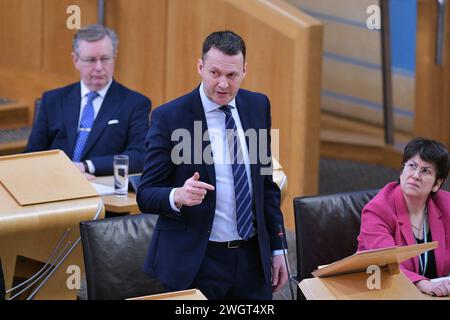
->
[[357, 181, 450, 283]]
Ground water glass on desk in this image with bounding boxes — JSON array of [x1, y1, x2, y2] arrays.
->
[[114, 155, 129, 198]]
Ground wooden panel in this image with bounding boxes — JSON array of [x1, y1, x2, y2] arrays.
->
[[0, 0, 43, 69], [415, 0, 450, 147], [166, 0, 323, 229], [0, 194, 102, 299], [0, 102, 29, 129], [42, 0, 97, 77], [0, 140, 28, 156], [105, 0, 167, 107], [0, 66, 76, 124]]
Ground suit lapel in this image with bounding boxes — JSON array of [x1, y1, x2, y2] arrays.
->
[[427, 199, 446, 276], [81, 80, 122, 158], [189, 88, 216, 187], [394, 186, 420, 272], [235, 92, 260, 203], [63, 83, 82, 158]]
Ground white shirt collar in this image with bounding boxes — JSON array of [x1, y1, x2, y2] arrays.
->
[[80, 79, 113, 99], [199, 82, 236, 113]]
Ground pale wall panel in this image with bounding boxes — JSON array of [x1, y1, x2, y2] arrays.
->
[[323, 20, 380, 65], [323, 59, 414, 112]]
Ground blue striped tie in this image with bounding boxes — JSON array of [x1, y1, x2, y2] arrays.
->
[[72, 91, 98, 162], [220, 105, 254, 240]]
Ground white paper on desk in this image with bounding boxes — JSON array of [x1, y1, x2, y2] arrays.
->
[[91, 182, 115, 196], [430, 275, 450, 283]]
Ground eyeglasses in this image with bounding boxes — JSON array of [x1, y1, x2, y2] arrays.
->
[[77, 55, 114, 66], [404, 161, 435, 178]]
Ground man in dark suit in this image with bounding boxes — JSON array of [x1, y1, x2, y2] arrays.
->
[[137, 31, 288, 299], [26, 24, 151, 178]]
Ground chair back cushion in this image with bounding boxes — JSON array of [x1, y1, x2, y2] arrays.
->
[[80, 214, 165, 300], [293, 189, 379, 282]]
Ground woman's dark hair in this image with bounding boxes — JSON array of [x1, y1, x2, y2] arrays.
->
[[202, 30, 246, 61], [401, 137, 449, 195]]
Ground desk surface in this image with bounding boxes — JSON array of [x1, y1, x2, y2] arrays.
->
[[94, 176, 140, 214], [299, 274, 450, 300]]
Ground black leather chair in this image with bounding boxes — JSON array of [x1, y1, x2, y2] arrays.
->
[[80, 213, 165, 300], [293, 189, 379, 299]]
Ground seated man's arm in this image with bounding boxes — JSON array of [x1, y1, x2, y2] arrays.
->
[[26, 94, 51, 153]]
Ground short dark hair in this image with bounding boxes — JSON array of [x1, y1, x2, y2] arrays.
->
[[401, 137, 449, 194], [202, 30, 246, 61]]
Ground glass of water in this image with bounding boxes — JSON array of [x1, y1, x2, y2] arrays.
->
[[114, 155, 129, 198]]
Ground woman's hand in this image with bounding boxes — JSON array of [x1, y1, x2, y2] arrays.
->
[[416, 279, 450, 297]]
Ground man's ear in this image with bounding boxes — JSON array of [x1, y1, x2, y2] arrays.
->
[[242, 62, 248, 78], [197, 58, 204, 76], [72, 52, 80, 70]]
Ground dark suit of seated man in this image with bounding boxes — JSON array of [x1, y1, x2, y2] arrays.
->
[[26, 24, 151, 178]]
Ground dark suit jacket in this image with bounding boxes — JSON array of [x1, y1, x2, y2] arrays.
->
[[26, 80, 151, 175], [137, 86, 285, 290]]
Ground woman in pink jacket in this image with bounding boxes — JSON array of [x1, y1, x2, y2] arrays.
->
[[358, 137, 450, 297]]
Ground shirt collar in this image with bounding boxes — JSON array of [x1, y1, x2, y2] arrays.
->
[[199, 82, 236, 113], [80, 79, 113, 99]]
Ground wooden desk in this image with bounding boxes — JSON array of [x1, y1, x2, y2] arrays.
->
[[299, 275, 450, 300], [298, 242, 450, 300], [0, 150, 104, 300], [94, 176, 140, 214]]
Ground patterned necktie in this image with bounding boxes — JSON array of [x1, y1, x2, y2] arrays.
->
[[219, 105, 254, 240], [72, 91, 98, 162]]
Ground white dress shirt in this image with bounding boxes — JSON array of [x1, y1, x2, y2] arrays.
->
[[169, 83, 254, 241], [169, 84, 285, 255], [78, 80, 112, 173]]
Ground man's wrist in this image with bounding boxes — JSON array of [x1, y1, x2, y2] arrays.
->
[[169, 188, 182, 213], [173, 188, 183, 208]]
